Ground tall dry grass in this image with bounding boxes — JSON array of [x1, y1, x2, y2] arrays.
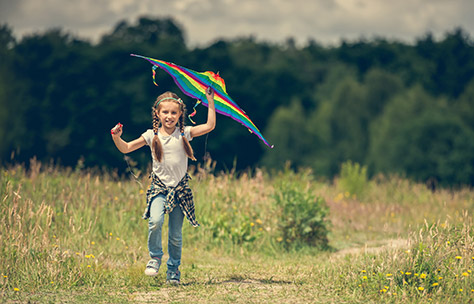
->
[[1, 160, 472, 303]]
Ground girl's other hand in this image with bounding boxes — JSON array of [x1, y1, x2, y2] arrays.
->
[[111, 123, 123, 136]]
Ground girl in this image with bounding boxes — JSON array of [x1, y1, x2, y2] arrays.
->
[[111, 88, 215, 284]]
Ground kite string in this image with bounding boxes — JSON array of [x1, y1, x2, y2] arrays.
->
[[124, 156, 144, 188]]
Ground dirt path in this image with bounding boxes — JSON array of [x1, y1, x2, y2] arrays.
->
[[131, 239, 409, 303], [333, 238, 409, 256]]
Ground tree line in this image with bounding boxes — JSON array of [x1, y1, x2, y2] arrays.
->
[[0, 17, 473, 186]]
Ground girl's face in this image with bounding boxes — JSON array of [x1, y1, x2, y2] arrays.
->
[[157, 101, 182, 131]]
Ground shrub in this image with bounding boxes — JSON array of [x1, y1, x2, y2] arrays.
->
[[272, 171, 330, 250], [338, 160, 369, 199]]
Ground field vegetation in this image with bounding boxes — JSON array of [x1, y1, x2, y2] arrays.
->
[[1, 160, 473, 303]]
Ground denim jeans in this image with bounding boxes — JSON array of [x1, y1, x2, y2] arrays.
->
[[148, 194, 184, 273]]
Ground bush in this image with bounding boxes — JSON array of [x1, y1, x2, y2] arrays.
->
[[272, 170, 330, 250], [338, 160, 369, 199]]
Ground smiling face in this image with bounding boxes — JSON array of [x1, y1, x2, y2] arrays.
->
[[157, 101, 182, 133]]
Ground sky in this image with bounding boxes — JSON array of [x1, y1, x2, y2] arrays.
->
[[1, 0, 473, 47]]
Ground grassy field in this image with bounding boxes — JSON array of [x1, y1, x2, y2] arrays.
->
[[1, 160, 473, 303]]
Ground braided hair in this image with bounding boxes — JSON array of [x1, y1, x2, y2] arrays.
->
[[152, 92, 196, 162]]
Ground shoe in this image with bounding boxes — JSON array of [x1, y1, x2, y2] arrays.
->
[[144, 258, 161, 277], [166, 270, 180, 285]]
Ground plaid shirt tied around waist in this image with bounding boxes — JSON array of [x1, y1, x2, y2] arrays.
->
[[143, 172, 199, 227]]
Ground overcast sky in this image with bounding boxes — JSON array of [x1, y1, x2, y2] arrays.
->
[[1, 0, 473, 46]]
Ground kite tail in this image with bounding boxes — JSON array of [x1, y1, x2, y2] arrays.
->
[[188, 99, 202, 124], [152, 66, 159, 86]]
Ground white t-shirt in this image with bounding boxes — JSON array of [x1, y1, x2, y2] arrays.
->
[[141, 126, 193, 187]]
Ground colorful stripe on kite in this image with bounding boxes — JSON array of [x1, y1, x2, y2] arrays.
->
[[131, 54, 273, 148]]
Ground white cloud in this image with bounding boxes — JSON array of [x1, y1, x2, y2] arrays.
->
[[0, 0, 472, 46]]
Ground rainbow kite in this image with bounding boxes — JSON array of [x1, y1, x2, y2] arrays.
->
[[131, 54, 273, 148]]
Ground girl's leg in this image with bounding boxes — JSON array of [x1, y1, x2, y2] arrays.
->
[[147, 194, 166, 259], [166, 205, 184, 276]]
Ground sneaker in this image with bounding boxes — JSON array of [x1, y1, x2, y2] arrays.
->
[[144, 258, 161, 277], [166, 270, 181, 285]]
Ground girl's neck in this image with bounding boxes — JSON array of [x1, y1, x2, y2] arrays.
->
[[159, 126, 176, 136]]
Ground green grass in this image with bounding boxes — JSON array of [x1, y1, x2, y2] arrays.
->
[[1, 161, 473, 303]]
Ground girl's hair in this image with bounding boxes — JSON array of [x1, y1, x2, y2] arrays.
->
[[152, 92, 196, 162]]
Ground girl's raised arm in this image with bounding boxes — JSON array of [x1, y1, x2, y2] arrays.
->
[[190, 87, 216, 138], [111, 123, 146, 154]]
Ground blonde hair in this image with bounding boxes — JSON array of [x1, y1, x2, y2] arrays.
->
[[152, 92, 196, 162]]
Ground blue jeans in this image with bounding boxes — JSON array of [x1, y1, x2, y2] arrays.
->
[[147, 194, 184, 273]]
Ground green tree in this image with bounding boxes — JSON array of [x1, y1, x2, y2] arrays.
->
[[261, 99, 312, 169], [368, 86, 474, 186]]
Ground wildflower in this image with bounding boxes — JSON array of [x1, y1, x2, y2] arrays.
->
[[116, 237, 120, 241], [446, 241, 450, 245], [109, 233, 113, 236], [380, 289, 387, 293], [459, 289, 463, 292], [432, 283, 439, 287], [87, 265, 91, 268], [386, 273, 393, 277], [455, 256, 462, 260], [361, 270, 367, 273], [3, 275, 7, 278], [414, 273, 419, 276], [256, 219, 263, 225], [114, 197, 118, 201], [384, 286, 389, 290], [400, 271, 404, 274], [276, 237, 283, 242], [438, 276, 443, 280], [418, 287, 424, 291], [471, 289, 474, 293], [362, 276, 368, 280], [139, 189, 144, 194], [51, 281, 54, 284], [405, 272, 412, 275], [250, 222, 255, 227], [462, 272, 469, 277], [334, 193, 344, 202], [91, 241, 95, 245], [13, 288, 19, 291], [420, 273, 427, 279], [85, 255, 91, 259]]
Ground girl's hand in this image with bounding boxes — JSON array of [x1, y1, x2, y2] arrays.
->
[[111, 123, 123, 137], [206, 86, 214, 99]]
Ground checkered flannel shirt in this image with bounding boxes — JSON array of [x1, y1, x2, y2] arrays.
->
[[143, 172, 199, 227]]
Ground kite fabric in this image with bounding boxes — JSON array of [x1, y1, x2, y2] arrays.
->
[[131, 54, 274, 148]]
